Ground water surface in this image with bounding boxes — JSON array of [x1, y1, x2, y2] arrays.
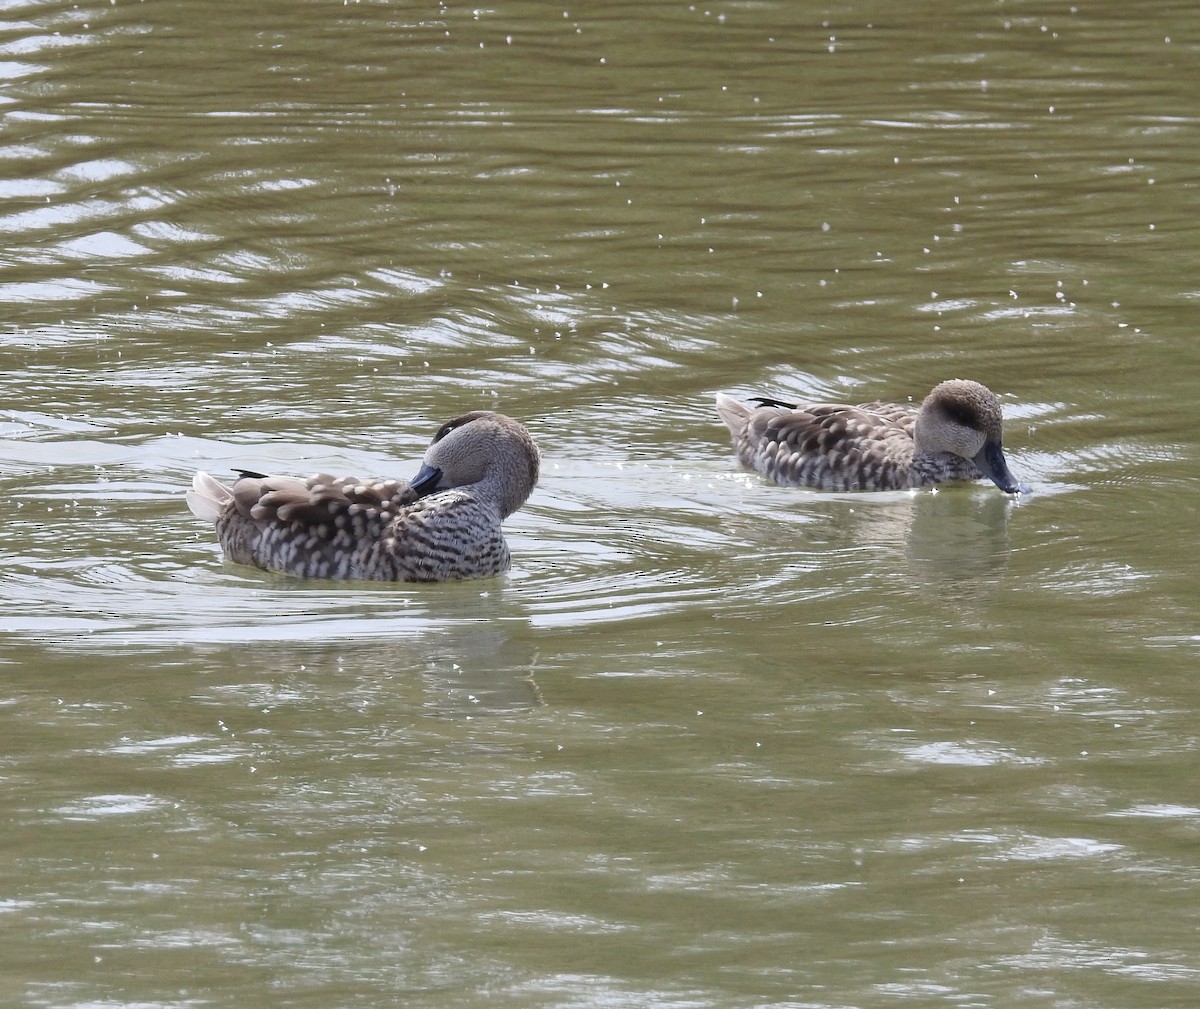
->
[[3, 1, 1200, 1006]]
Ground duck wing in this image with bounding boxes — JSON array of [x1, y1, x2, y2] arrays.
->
[[210, 472, 428, 577], [743, 402, 913, 490], [230, 473, 422, 529], [855, 399, 918, 436]]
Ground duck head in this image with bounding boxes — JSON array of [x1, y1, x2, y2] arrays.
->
[[914, 380, 1020, 494], [409, 411, 541, 516]]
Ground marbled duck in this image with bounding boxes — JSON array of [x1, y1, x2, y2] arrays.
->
[[187, 411, 540, 580], [715, 379, 1020, 493]]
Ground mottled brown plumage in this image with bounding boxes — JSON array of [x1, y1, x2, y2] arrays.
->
[[187, 411, 540, 581], [715, 379, 1020, 493]]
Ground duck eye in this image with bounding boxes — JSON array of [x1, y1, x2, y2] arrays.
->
[[432, 412, 488, 443], [434, 418, 468, 443]]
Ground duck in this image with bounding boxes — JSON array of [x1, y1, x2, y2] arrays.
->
[[715, 379, 1020, 493], [186, 411, 540, 581]]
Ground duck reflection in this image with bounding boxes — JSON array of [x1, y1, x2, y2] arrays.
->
[[720, 483, 1018, 616], [905, 489, 1015, 583]]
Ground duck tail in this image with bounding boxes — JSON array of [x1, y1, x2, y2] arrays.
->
[[715, 392, 752, 435], [186, 471, 233, 522]]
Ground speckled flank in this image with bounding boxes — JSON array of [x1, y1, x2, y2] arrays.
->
[[188, 411, 539, 582], [715, 379, 1019, 494]]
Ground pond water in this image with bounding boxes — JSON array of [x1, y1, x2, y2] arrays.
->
[[3, 1, 1200, 1007]]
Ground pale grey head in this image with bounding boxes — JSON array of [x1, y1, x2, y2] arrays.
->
[[914, 379, 1019, 494], [409, 410, 541, 517]]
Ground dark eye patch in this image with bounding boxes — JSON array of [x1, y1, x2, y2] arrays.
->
[[941, 401, 979, 428]]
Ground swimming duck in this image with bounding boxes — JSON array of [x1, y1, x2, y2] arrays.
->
[[186, 411, 540, 581], [715, 379, 1020, 493]]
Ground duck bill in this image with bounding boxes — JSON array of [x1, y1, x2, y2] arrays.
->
[[974, 440, 1020, 494], [408, 463, 444, 497]]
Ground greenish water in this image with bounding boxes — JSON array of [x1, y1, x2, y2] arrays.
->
[[2, 1, 1200, 1007]]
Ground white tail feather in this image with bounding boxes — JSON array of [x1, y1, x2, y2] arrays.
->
[[715, 392, 752, 434], [186, 471, 233, 522]]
